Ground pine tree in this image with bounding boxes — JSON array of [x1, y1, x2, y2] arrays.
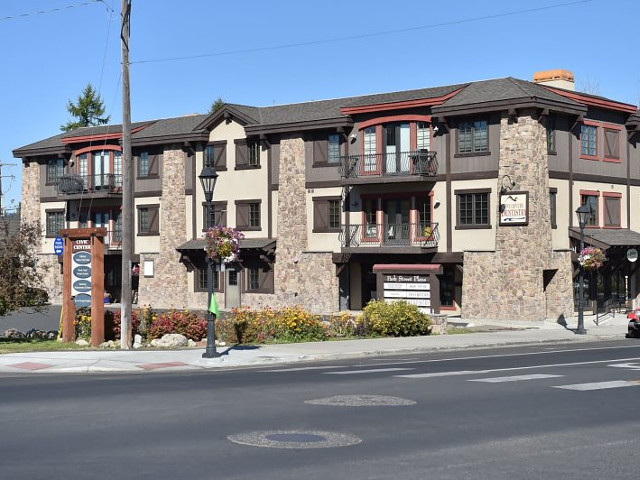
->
[[60, 83, 110, 132], [209, 96, 225, 114]]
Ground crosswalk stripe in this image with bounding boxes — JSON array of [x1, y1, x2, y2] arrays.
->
[[469, 374, 563, 383], [553, 380, 640, 391], [325, 368, 414, 375]]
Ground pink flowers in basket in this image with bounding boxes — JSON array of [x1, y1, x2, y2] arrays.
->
[[578, 247, 607, 271], [204, 226, 244, 263]]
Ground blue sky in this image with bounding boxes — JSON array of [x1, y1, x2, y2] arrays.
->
[[1, 0, 639, 208]]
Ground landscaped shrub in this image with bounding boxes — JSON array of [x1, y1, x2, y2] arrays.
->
[[219, 306, 327, 344], [74, 307, 92, 339], [147, 309, 206, 341], [358, 299, 432, 337], [109, 309, 141, 340]]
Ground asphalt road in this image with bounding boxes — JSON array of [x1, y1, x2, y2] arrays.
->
[[1, 341, 639, 479], [0, 306, 62, 333]]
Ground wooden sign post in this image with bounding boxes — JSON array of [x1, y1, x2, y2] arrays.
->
[[60, 228, 106, 347]]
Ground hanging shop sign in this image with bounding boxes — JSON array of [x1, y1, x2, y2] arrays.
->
[[499, 191, 529, 226]]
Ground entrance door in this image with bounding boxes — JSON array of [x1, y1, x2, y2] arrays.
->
[[92, 212, 110, 247], [383, 199, 410, 245], [384, 123, 410, 174], [225, 268, 241, 308]]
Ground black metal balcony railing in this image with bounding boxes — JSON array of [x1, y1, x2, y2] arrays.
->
[[57, 173, 123, 195], [340, 222, 439, 248], [339, 150, 437, 179]]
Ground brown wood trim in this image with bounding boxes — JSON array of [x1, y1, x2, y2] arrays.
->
[[267, 142, 273, 239], [454, 187, 491, 195], [305, 180, 341, 189], [432, 252, 464, 263], [550, 170, 630, 186], [446, 130, 452, 252], [244, 118, 353, 136], [453, 151, 492, 158], [234, 164, 262, 171], [628, 137, 632, 228], [449, 171, 498, 181], [134, 190, 162, 198], [433, 98, 587, 118], [191, 148, 197, 240]]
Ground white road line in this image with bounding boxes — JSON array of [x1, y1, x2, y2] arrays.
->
[[352, 345, 640, 368], [608, 363, 640, 370], [325, 368, 414, 375], [261, 366, 343, 372], [396, 356, 640, 379], [469, 374, 564, 383], [554, 380, 640, 391]]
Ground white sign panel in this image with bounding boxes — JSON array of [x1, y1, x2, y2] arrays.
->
[[500, 192, 529, 226]]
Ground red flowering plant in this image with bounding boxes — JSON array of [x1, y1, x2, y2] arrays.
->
[[204, 226, 244, 263], [578, 247, 607, 271]]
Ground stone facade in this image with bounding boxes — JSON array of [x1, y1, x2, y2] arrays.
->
[[137, 146, 189, 308], [21, 160, 40, 226], [273, 136, 339, 314], [38, 254, 63, 304], [462, 111, 573, 322]]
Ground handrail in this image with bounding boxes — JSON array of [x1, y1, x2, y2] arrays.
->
[[57, 173, 123, 195], [338, 150, 437, 178], [339, 222, 439, 248]]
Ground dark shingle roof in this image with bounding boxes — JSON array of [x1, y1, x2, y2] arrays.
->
[[176, 238, 276, 252], [438, 77, 583, 109], [131, 115, 207, 140], [14, 76, 637, 156], [569, 227, 640, 249]]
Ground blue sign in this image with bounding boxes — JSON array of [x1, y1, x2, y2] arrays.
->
[[73, 251, 91, 265], [74, 293, 92, 308], [73, 265, 91, 279], [73, 279, 92, 293], [54, 237, 64, 256]]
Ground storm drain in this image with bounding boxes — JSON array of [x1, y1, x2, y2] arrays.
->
[[227, 430, 361, 449], [305, 394, 416, 407]]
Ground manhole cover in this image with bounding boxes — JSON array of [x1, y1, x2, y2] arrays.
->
[[227, 430, 362, 449], [305, 395, 416, 407]]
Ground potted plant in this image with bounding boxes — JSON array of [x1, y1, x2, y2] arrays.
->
[[578, 247, 607, 271], [204, 226, 244, 263]]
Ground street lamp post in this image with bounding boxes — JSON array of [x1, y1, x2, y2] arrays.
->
[[199, 165, 221, 358], [575, 204, 591, 335]]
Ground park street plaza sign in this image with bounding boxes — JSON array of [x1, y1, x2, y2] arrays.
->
[[499, 191, 529, 226]]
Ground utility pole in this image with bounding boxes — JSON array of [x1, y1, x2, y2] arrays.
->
[[120, 0, 133, 348]]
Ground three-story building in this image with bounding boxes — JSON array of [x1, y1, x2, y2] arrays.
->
[[14, 70, 640, 321]]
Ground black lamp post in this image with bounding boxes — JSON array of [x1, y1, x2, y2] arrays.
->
[[199, 165, 220, 358], [575, 204, 591, 335]]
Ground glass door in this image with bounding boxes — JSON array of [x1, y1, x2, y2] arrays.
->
[[384, 123, 410, 174], [93, 151, 111, 189], [383, 199, 410, 244]]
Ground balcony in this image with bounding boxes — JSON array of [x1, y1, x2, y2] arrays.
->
[[104, 230, 123, 251], [340, 222, 439, 252], [57, 173, 123, 196], [338, 150, 437, 185]]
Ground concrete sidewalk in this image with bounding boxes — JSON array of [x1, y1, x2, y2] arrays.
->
[[0, 314, 633, 374]]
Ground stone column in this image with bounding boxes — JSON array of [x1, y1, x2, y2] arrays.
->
[[138, 146, 188, 308], [274, 135, 338, 314], [462, 110, 572, 322]]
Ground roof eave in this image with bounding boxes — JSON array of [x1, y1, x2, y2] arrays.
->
[[245, 117, 353, 136], [13, 144, 71, 159], [131, 131, 209, 147], [194, 105, 259, 131], [432, 97, 587, 117]]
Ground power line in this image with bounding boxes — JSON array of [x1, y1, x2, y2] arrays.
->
[[131, 0, 592, 65], [0, 0, 112, 22]]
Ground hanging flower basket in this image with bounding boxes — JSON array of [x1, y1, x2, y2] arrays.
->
[[578, 247, 607, 271], [204, 226, 244, 263]]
